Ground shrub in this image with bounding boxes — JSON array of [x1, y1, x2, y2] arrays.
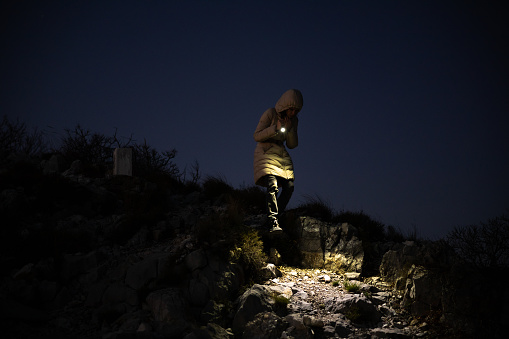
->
[[295, 194, 334, 221], [58, 125, 119, 176], [385, 224, 406, 243], [447, 214, 509, 268], [180, 160, 202, 190], [230, 228, 268, 281], [344, 305, 362, 322], [344, 281, 360, 293], [231, 184, 266, 214], [202, 175, 234, 200], [0, 115, 47, 160], [196, 196, 268, 282], [334, 210, 386, 242], [132, 139, 179, 179]]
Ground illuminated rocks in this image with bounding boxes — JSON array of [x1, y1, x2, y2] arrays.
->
[[294, 216, 365, 273]]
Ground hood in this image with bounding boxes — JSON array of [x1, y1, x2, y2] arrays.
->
[[275, 89, 303, 113]]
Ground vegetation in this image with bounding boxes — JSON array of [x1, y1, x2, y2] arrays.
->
[[196, 189, 268, 283], [296, 194, 334, 221], [0, 115, 47, 161], [344, 281, 361, 293], [344, 305, 362, 322], [272, 293, 290, 314], [447, 214, 509, 269]]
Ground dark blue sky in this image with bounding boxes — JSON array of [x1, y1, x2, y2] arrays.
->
[[2, 0, 508, 239]]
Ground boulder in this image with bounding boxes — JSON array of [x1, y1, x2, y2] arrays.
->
[[146, 288, 191, 337], [243, 311, 286, 339], [294, 217, 365, 273], [402, 265, 442, 317], [326, 294, 382, 324], [125, 254, 160, 290], [232, 284, 274, 334]]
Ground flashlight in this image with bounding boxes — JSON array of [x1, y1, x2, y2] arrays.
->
[[280, 127, 286, 133]]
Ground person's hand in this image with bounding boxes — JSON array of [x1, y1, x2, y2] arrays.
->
[[276, 119, 282, 131], [280, 116, 291, 130]]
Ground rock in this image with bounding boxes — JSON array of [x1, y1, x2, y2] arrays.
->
[[63, 159, 83, 176], [98, 282, 138, 319], [269, 248, 283, 265], [294, 217, 365, 273], [326, 294, 382, 324], [0, 296, 51, 321], [370, 327, 409, 338], [146, 288, 191, 337], [318, 274, 331, 283], [12, 263, 35, 280], [332, 315, 353, 337], [402, 265, 441, 317], [0, 187, 28, 215], [261, 263, 282, 280], [243, 311, 286, 339], [184, 323, 232, 339], [232, 284, 274, 334], [284, 313, 306, 330], [188, 278, 210, 306], [302, 315, 324, 327], [124, 256, 157, 290], [345, 272, 361, 280], [60, 251, 99, 282], [185, 249, 208, 272], [268, 284, 293, 300]]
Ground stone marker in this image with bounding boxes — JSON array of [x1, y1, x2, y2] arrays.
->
[[113, 148, 133, 176]]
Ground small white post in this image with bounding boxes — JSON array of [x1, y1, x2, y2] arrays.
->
[[113, 148, 133, 176]]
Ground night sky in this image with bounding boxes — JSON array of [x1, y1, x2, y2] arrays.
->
[[2, 1, 508, 239]]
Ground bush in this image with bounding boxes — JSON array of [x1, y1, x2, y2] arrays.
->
[[230, 228, 268, 282], [334, 210, 386, 242], [196, 196, 268, 283], [202, 175, 234, 200], [447, 214, 509, 269], [0, 115, 47, 161], [231, 184, 266, 214], [132, 139, 179, 179], [295, 194, 334, 221], [385, 224, 406, 243], [58, 125, 119, 176]]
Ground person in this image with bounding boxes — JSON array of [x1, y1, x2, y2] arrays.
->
[[253, 89, 303, 233]]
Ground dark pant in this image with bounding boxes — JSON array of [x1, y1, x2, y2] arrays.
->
[[263, 175, 294, 223]]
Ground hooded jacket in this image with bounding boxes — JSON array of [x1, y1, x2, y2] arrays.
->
[[253, 89, 303, 186]]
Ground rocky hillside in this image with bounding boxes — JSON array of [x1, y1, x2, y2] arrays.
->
[[1, 155, 507, 338]]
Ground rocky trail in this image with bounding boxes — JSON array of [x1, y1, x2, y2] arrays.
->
[[235, 265, 435, 338]]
